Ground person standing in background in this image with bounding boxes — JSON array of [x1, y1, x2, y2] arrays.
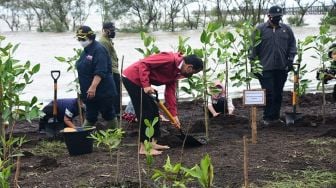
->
[[75, 25, 118, 129], [249, 5, 297, 126], [99, 22, 121, 117]]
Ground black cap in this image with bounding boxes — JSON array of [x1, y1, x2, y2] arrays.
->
[[268, 5, 283, 16], [76, 25, 95, 39], [329, 43, 336, 58], [103, 22, 115, 30]]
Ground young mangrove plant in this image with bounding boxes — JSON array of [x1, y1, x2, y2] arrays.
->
[[310, 23, 336, 124], [143, 117, 159, 170], [135, 32, 160, 57], [0, 35, 40, 187], [89, 128, 125, 182], [152, 154, 214, 188], [230, 20, 261, 90], [182, 154, 214, 188], [152, 155, 192, 188]]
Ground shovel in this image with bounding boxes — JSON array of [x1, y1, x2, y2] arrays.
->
[[45, 70, 63, 137], [285, 63, 302, 125], [149, 91, 205, 146]]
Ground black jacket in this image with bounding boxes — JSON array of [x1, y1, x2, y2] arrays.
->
[[250, 21, 297, 71]]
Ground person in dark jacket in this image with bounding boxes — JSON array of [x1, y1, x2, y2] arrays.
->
[[122, 52, 203, 155], [99, 22, 121, 117], [75, 25, 118, 128], [249, 5, 297, 126], [39, 98, 83, 131]]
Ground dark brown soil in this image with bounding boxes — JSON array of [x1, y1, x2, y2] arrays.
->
[[11, 91, 336, 187]]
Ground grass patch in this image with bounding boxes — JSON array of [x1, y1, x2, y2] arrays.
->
[[263, 169, 336, 188], [306, 138, 336, 146], [31, 140, 67, 157]]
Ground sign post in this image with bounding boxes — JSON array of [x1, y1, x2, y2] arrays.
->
[[243, 89, 266, 144]]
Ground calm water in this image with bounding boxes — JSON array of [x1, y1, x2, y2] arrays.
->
[[1, 15, 335, 104]]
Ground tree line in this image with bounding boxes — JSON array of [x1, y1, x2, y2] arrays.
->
[[0, 0, 335, 32]]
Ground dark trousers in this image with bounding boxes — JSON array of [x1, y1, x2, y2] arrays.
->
[[85, 97, 115, 123], [113, 73, 121, 116], [258, 70, 288, 121], [122, 77, 160, 142]]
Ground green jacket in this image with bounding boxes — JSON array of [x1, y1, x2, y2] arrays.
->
[[99, 36, 119, 74]]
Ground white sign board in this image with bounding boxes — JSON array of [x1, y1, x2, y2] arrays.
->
[[243, 89, 266, 106]]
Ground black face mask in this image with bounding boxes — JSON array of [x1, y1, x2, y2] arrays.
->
[[108, 30, 115, 38], [270, 16, 282, 25]]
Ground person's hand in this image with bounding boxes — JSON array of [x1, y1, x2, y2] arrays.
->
[[213, 112, 221, 117], [143, 86, 156, 94], [87, 86, 96, 99], [172, 116, 181, 129]]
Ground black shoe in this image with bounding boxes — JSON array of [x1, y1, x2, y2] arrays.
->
[[272, 119, 286, 126], [260, 120, 272, 128], [260, 119, 284, 128]]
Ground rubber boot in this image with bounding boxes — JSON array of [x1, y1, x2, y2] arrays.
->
[[82, 119, 94, 127], [107, 117, 118, 129]]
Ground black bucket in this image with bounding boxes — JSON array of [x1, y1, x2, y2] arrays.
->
[[61, 127, 96, 156]]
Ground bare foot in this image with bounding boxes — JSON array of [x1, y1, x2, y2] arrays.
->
[[139, 148, 163, 155], [152, 143, 170, 150]]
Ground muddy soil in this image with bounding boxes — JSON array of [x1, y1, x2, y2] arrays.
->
[[10, 91, 336, 187]]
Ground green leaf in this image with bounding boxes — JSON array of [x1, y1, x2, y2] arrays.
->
[[200, 30, 207, 43], [32, 64, 40, 73], [55, 56, 66, 62]]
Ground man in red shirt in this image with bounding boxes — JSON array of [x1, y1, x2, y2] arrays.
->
[[122, 52, 203, 155]]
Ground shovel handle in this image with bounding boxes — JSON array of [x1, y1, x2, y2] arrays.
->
[[51, 70, 60, 120], [149, 91, 180, 129], [157, 101, 180, 129], [51, 70, 61, 83]]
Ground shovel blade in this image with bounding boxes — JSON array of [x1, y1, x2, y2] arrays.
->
[[45, 122, 64, 138], [285, 112, 302, 126], [177, 131, 207, 147]]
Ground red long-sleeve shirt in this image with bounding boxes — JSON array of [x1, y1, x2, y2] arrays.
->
[[122, 52, 184, 116]]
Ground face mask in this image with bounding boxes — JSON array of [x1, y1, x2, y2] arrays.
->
[[79, 40, 91, 48], [270, 16, 282, 25], [108, 31, 115, 38]]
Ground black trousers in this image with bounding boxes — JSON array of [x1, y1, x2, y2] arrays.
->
[[122, 77, 160, 142], [258, 70, 288, 121]]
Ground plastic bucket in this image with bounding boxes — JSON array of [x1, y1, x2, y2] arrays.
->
[[61, 127, 96, 156]]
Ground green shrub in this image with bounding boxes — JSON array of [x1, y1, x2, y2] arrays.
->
[[287, 15, 304, 26]]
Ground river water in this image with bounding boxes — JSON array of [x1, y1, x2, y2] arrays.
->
[[1, 15, 335, 105]]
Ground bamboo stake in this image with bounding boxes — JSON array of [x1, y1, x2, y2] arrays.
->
[[251, 106, 257, 144], [14, 156, 21, 188], [116, 55, 124, 184], [243, 136, 249, 188]]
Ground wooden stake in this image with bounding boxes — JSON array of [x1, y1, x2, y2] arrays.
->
[[251, 106, 257, 144], [243, 136, 249, 188], [14, 156, 21, 188]]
